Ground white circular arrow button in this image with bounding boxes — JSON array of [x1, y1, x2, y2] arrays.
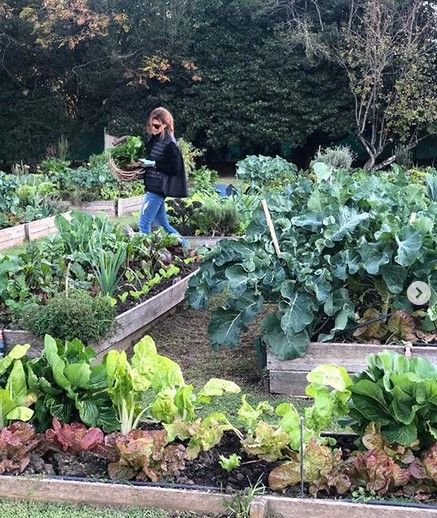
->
[[407, 281, 431, 306]]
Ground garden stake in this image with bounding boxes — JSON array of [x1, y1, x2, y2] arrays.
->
[[261, 199, 281, 257], [300, 416, 304, 499], [0, 329, 4, 356]]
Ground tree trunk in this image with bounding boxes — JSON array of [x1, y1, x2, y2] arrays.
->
[[363, 155, 376, 171], [374, 154, 396, 171]]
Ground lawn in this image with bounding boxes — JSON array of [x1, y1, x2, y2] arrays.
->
[[0, 500, 206, 518]]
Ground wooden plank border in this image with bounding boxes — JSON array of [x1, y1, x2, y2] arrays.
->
[[26, 212, 72, 242], [117, 195, 144, 216], [0, 476, 232, 515], [260, 495, 437, 517], [0, 223, 27, 250], [1, 476, 436, 517], [78, 200, 116, 216], [93, 269, 199, 358], [267, 343, 437, 396]]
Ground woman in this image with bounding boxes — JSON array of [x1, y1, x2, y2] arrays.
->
[[115, 107, 188, 242]]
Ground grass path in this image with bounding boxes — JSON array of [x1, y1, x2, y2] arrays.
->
[[0, 500, 206, 518]]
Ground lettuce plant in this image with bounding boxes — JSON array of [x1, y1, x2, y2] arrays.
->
[[219, 453, 241, 471], [348, 351, 437, 448], [0, 422, 41, 474], [268, 439, 348, 496], [45, 418, 104, 455], [106, 429, 186, 482]]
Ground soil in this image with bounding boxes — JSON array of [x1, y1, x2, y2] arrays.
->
[[23, 432, 357, 497], [115, 261, 199, 316], [131, 303, 264, 391]]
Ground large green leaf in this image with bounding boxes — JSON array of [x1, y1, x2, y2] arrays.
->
[[307, 364, 352, 391], [380, 265, 407, 294], [64, 363, 92, 389], [43, 335, 71, 391], [0, 344, 30, 376], [280, 292, 314, 334], [208, 308, 246, 348], [382, 422, 418, 447], [395, 228, 422, 267], [324, 207, 370, 242], [262, 313, 309, 360]]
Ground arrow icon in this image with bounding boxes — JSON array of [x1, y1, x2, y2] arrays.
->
[[407, 281, 431, 306]]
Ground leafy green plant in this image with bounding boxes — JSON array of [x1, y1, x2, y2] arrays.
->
[[91, 243, 127, 296], [190, 166, 219, 194], [188, 170, 437, 360], [104, 336, 185, 435], [27, 335, 118, 432], [106, 429, 186, 482], [20, 290, 115, 344], [347, 350, 437, 448], [177, 138, 204, 175], [219, 453, 241, 471], [110, 136, 143, 168], [0, 345, 36, 427], [236, 155, 297, 192]]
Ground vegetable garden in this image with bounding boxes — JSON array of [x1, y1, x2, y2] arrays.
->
[[0, 147, 437, 517]]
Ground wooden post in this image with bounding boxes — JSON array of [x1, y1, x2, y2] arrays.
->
[[250, 498, 268, 518], [261, 199, 281, 257]]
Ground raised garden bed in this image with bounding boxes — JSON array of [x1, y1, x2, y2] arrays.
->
[[267, 343, 437, 396], [3, 269, 199, 357]]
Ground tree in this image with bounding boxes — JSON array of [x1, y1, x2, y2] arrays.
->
[[273, 0, 437, 170]]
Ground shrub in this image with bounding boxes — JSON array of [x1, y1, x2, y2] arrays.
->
[[190, 166, 219, 195], [311, 145, 356, 171], [20, 290, 115, 343], [192, 197, 241, 236], [177, 138, 204, 175]]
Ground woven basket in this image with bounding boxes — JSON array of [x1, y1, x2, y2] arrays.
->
[[109, 157, 144, 182]]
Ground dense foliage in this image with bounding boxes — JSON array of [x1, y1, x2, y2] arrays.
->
[[188, 166, 437, 359], [0, 0, 354, 164]]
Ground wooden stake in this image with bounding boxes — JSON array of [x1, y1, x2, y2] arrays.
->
[[261, 199, 281, 257]]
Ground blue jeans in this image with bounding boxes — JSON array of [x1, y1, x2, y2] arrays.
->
[[139, 192, 187, 245]]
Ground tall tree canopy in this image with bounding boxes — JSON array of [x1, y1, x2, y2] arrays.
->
[[1, 0, 356, 164]]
